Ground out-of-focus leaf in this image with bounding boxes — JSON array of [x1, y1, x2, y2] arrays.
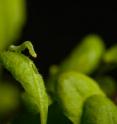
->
[[56, 71, 105, 124], [47, 35, 105, 103], [60, 34, 105, 74], [104, 45, 117, 63], [0, 83, 19, 116], [0, 0, 26, 50], [81, 95, 117, 124], [96, 76, 116, 97], [47, 65, 59, 99]]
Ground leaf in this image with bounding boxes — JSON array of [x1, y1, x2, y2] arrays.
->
[[0, 0, 26, 50], [0, 83, 19, 116], [60, 34, 105, 74], [96, 76, 117, 97], [81, 95, 117, 124], [47, 65, 59, 99], [56, 71, 105, 124], [47, 34, 105, 103], [0, 41, 48, 124], [104, 45, 117, 63]]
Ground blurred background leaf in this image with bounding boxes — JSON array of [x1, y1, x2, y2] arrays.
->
[[96, 76, 117, 97], [0, 0, 26, 122], [0, 0, 26, 51], [0, 83, 19, 117]]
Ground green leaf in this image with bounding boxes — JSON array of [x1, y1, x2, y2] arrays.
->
[[96, 76, 117, 97], [0, 41, 48, 124], [60, 34, 105, 74], [104, 45, 117, 63], [81, 95, 117, 124], [0, 0, 26, 50], [56, 71, 105, 124], [0, 83, 19, 116], [47, 34, 105, 103], [47, 65, 59, 99]]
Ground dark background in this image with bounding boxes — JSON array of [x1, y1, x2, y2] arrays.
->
[[19, 2, 117, 77]]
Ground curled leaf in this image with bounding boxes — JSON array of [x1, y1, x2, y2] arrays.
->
[[0, 41, 48, 124]]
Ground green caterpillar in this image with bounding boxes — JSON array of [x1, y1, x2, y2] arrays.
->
[[0, 38, 117, 124], [0, 41, 48, 124]]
